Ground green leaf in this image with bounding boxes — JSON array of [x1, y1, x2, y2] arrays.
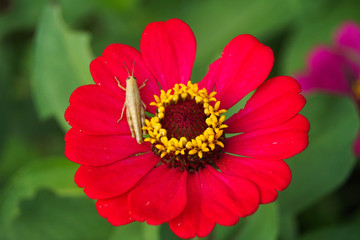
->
[[58, 0, 97, 26], [0, 0, 96, 39], [0, 0, 46, 39], [187, 0, 298, 80], [279, 214, 298, 240], [299, 220, 360, 240], [32, 4, 93, 131], [0, 136, 36, 183], [235, 203, 279, 240], [281, 0, 360, 75], [110, 222, 160, 240], [91, 0, 139, 12], [159, 224, 183, 240], [0, 157, 81, 238], [214, 203, 279, 240], [9, 190, 112, 240], [279, 94, 358, 215]]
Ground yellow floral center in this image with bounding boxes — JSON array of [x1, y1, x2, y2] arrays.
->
[[352, 79, 360, 99], [143, 81, 227, 172]]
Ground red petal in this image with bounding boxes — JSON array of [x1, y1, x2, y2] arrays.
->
[[169, 173, 215, 239], [226, 76, 306, 133], [198, 167, 260, 226], [218, 154, 291, 203], [75, 153, 159, 199], [141, 19, 196, 91], [90, 56, 125, 101], [96, 192, 134, 226], [209, 34, 274, 110], [65, 85, 130, 135], [197, 59, 220, 93], [225, 114, 309, 160], [90, 44, 159, 113], [129, 165, 187, 225], [65, 128, 150, 166]]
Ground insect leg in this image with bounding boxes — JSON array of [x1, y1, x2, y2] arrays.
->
[[117, 103, 126, 123], [114, 76, 126, 91], [126, 108, 135, 138], [138, 79, 148, 89], [141, 100, 146, 110], [140, 105, 146, 135]]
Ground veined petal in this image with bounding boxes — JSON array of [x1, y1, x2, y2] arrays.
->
[[169, 172, 215, 239], [141, 19, 196, 91], [65, 128, 150, 166], [96, 192, 134, 226], [218, 154, 291, 203], [225, 114, 309, 160], [226, 76, 306, 133], [75, 153, 159, 199], [207, 34, 274, 110], [65, 85, 130, 135], [198, 167, 260, 226], [129, 165, 188, 225]]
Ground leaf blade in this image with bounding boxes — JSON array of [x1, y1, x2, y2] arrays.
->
[[279, 94, 358, 215], [32, 4, 93, 130]]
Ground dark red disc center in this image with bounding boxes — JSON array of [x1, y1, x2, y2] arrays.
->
[[161, 99, 207, 139]]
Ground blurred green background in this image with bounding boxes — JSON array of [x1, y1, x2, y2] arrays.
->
[[1, 0, 360, 239]]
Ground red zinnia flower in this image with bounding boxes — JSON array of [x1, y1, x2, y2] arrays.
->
[[65, 19, 309, 238]]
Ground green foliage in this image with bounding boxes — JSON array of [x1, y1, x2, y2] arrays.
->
[[181, 0, 298, 80], [281, 0, 360, 75], [214, 203, 279, 240], [235, 203, 279, 240], [299, 214, 360, 240], [110, 223, 160, 240], [0, 157, 81, 238], [0, 0, 47, 39], [0, 137, 37, 182], [9, 190, 112, 240], [159, 224, 183, 240], [279, 94, 358, 215], [32, 4, 93, 130]]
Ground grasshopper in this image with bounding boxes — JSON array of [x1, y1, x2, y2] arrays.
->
[[115, 62, 147, 144]]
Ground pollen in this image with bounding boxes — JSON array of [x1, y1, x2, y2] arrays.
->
[[143, 81, 227, 172]]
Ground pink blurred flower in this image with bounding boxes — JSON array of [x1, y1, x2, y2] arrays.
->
[[297, 21, 360, 157]]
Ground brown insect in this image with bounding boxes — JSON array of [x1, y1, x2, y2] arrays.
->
[[115, 62, 147, 144]]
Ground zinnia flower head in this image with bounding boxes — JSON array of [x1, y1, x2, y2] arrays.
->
[[297, 21, 360, 157], [65, 19, 309, 238]]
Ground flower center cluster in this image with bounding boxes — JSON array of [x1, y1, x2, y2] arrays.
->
[[143, 81, 227, 172], [352, 79, 360, 100]]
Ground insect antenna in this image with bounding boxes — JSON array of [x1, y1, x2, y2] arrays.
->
[[131, 60, 136, 76], [123, 62, 131, 77]]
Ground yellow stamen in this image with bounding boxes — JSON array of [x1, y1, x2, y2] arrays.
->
[[144, 81, 226, 159], [189, 149, 197, 155], [353, 80, 360, 99], [216, 141, 224, 148]]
